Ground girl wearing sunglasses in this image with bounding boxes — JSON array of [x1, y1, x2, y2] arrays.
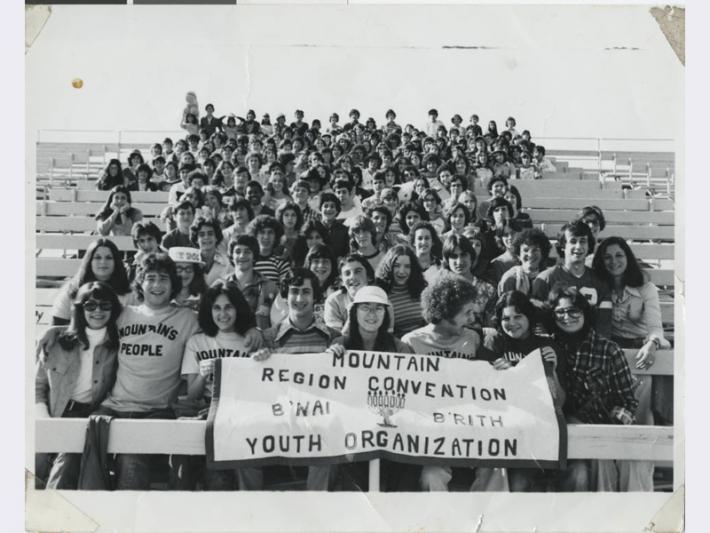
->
[[35, 282, 122, 489]]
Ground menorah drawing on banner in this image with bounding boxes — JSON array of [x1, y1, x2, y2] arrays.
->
[[367, 390, 406, 428]]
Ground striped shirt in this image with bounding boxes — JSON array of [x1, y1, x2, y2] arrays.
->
[[388, 285, 425, 338], [263, 318, 338, 354], [254, 253, 292, 283]]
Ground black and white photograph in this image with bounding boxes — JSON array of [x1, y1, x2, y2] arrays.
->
[[22, 2, 688, 531]]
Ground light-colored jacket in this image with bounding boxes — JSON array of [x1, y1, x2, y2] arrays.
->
[[35, 327, 118, 418]]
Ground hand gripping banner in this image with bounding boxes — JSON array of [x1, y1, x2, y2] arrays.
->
[[206, 350, 567, 469]]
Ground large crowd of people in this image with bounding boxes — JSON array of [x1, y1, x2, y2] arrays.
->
[[35, 95, 672, 492]]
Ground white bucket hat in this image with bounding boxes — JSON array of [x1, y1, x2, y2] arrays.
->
[[352, 285, 390, 307]]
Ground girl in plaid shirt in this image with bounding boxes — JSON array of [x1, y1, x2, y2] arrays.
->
[[547, 285, 638, 491]]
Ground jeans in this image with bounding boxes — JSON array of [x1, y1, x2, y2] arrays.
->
[[92, 405, 175, 490], [45, 401, 94, 490], [420, 466, 509, 491]]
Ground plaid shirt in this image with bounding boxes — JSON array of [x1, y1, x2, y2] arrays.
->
[[554, 329, 638, 424]]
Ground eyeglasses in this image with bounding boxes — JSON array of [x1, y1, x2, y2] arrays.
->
[[83, 301, 112, 312], [359, 304, 386, 315], [554, 307, 583, 319], [176, 266, 194, 274]]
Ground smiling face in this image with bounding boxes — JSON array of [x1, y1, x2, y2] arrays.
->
[[212, 294, 237, 332], [112, 192, 129, 209], [341, 260, 369, 298], [500, 305, 530, 340], [356, 303, 387, 335], [370, 211, 388, 236], [232, 244, 255, 271], [405, 210, 422, 230], [519, 243, 542, 273], [287, 280, 315, 321], [353, 228, 373, 249], [449, 179, 464, 198], [563, 231, 589, 266], [443, 302, 476, 336], [256, 228, 276, 255], [413, 228, 433, 256], [197, 225, 217, 252], [141, 270, 172, 309], [91, 246, 116, 282], [281, 209, 299, 230], [136, 234, 159, 254], [554, 297, 585, 334], [492, 206, 510, 226], [83, 299, 113, 330], [490, 181, 507, 198], [309, 258, 332, 284], [392, 254, 412, 286], [320, 201, 338, 222], [175, 262, 195, 290], [450, 207, 467, 231], [447, 247, 472, 277], [602, 243, 628, 278]]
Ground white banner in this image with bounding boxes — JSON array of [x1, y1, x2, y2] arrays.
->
[[206, 350, 566, 468]]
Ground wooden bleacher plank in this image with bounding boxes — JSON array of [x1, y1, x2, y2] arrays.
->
[[37, 258, 82, 277], [36, 234, 135, 251], [474, 180, 624, 199], [35, 288, 60, 307], [525, 209, 674, 225], [542, 224, 675, 241], [660, 301, 674, 323], [48, 189, 168, 203], [38, 201, 164, 217], [34, 418, 673, 461], [36, 216, 99, 233], [624, 349, 673, 376], [524, 197, 651, 211], [646, 269, 675, 287]]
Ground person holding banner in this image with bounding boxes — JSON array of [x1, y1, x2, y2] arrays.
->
[[177, 280, 259, 490], [546, 284, 638, 492], [402, 273, 505, 492], [328, 285, 417, 491], [253, 268, 341, 491], [483, 290, 567, 492]]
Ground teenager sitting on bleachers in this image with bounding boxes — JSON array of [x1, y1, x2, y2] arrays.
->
[[96, 159, 124, 191], [532, 220, 613, 338], [51, 238, 134, 325], [546, 285, 638, 492], [95, 186, 143, 237], [190, 216, 231, 287]]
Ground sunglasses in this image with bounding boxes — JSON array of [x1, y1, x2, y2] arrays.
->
[[83, 301, 112, 312], [554, 307, 583, 319]]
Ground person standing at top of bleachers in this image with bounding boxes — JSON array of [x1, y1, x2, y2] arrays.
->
[[199, 103, 223, 137], [425, 108, 445, 137]]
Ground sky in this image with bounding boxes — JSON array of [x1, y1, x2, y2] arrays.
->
[[25, 4, 683, 147]]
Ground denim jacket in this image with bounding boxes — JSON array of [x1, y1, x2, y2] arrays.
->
[[35, 327, 118, 418]]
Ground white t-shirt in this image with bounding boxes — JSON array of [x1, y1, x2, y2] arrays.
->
[[182, 330, 251, 399], [402, 324, 482, 360], [102, 304, 199, 412], [71, 326, 107, 403]]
